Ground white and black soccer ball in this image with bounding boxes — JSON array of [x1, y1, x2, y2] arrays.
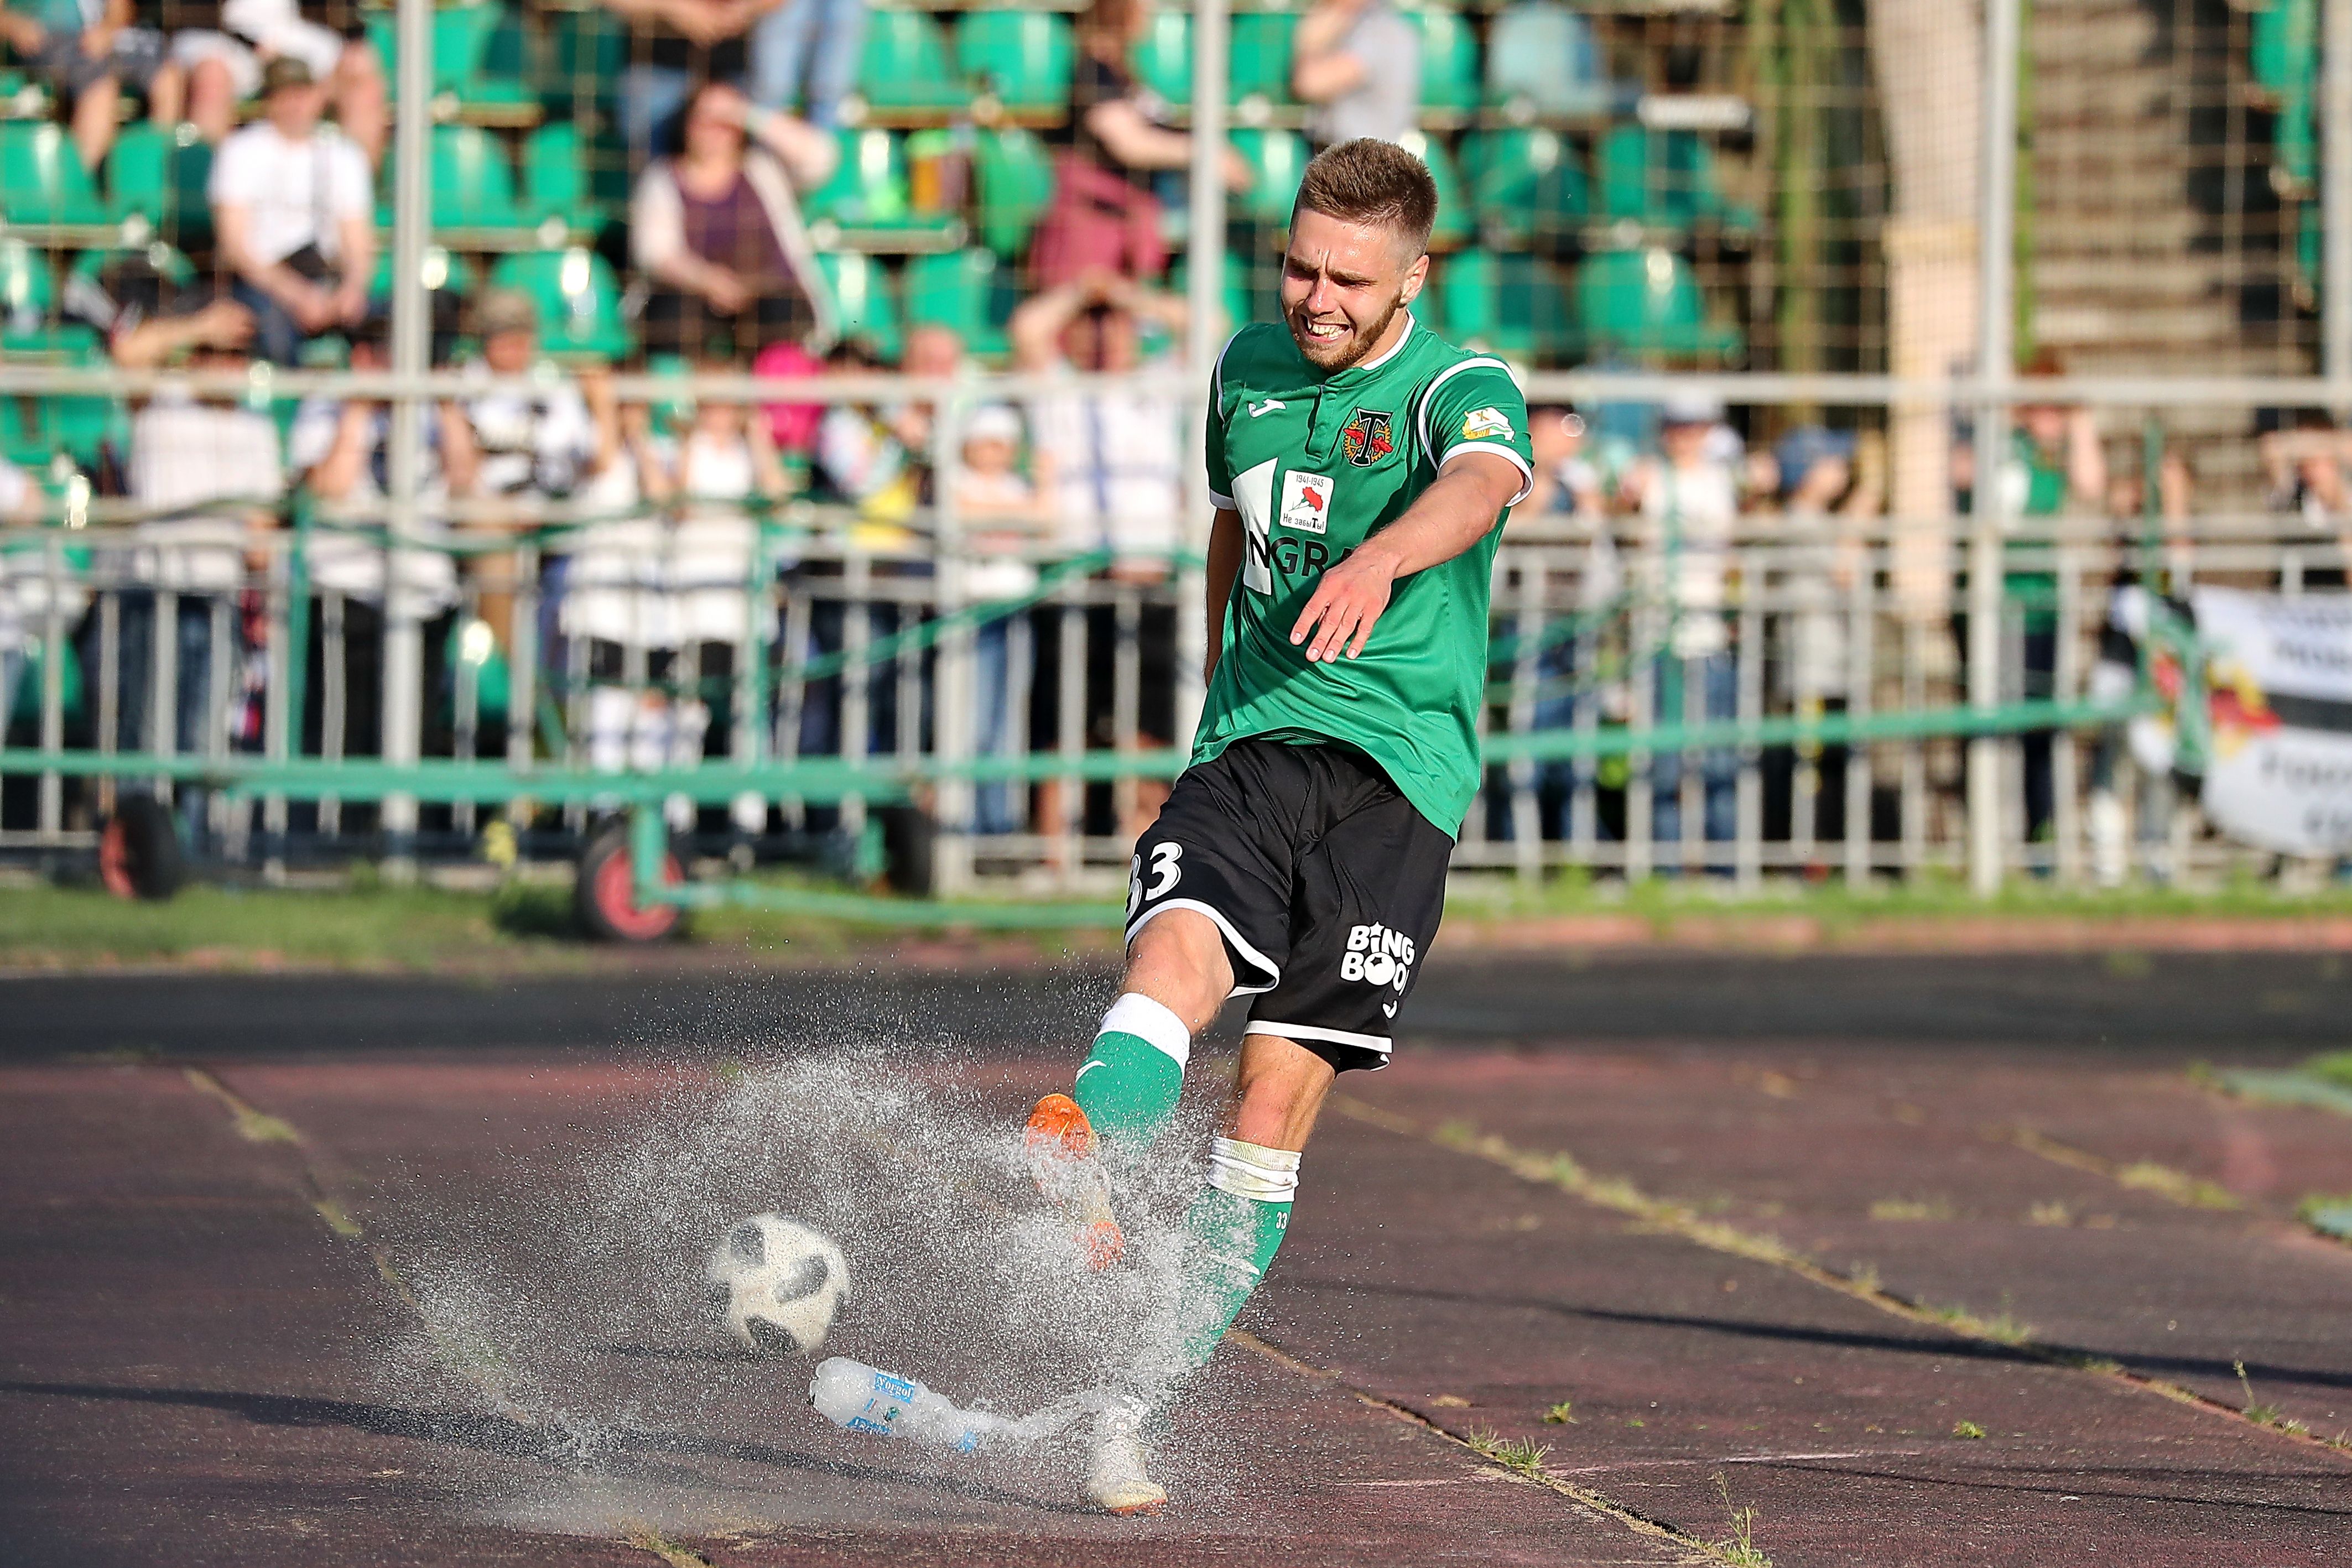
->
[[705, 1213, 849, 1356]]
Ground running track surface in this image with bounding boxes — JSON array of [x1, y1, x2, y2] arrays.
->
[[3, 951, 2350, 1567]]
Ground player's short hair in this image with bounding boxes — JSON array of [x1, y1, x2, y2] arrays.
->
[[1293, 138, 1439, 258]]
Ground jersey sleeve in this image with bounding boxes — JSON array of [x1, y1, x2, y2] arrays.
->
[[1415, 357, 1534, 507], [1203, 330, 1242, 510]]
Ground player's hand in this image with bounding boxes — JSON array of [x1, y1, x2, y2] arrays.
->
[[1289, 547, 1397, 663]]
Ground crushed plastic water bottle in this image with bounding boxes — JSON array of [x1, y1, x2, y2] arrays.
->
[[809, 1357, 1105, 1454]]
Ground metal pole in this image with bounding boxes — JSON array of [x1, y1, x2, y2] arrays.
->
[[1178, 0, 1231, 753], [1968, 0, 2022, 898], [379, 0, 433, 878], [2327, 0, 2352, 408]]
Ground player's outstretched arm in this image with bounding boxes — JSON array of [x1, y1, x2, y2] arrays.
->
[[1288, 451, 1524, 663]]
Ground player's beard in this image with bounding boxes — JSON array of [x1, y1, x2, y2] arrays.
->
[[1288, 286, 1409, 373]]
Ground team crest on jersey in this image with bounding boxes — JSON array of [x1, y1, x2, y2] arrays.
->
[[1279, 470, 1333, 534], [1461, 405, 1515, 441], [1341, 408, 1394, 467]]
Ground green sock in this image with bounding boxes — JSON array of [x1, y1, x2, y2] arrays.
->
[[1171, 1137, 1300, 1372], [1072, 993, 1190, 1161]]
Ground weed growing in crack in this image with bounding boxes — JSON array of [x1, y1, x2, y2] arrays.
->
[[1543, 1400, 1576, 1424], [1952, 1420, 1986, 1440], [1464, 1428, 1551, 1477], [1710, 1472, 1771, 1567], [2234, 1360, 2307, 1432]]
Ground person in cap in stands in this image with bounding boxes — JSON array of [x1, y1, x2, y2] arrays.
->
[[209, 53, 375, 365]]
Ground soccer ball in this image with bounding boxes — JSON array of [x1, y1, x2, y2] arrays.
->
[[705, 1213, 849, 1356]]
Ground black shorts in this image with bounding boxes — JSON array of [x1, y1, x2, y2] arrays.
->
[[1124, 737, 1453, 1074]]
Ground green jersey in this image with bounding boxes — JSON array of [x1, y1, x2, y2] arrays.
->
[[1197, 314, 1532, 838]]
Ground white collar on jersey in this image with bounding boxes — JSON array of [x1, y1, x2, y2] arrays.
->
[[1350, 310, 1418, 376]]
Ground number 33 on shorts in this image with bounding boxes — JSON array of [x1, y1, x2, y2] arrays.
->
[[1126, 842, 1183, 918]]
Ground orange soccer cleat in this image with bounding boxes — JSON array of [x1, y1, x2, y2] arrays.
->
[[1024, 1093, 1126, 1270]]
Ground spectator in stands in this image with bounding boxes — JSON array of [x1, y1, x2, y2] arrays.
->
[[1620, 392, 1741, 852], [173, 0, 386, 165], [1013, 265, 1183, 839], [1012, 265, 1186, 581], [443, 287, 616, 692], [632, 80, 840, 361], [605, 0, 773, 159], [748, 0, 865, 131], [1773, 426, 1881, 846], [1520, 405, 1604, 522], [0, 456, 51, 738], [1291, 0, 1419, 149], [209, 55, 375, 366], [814, 337, 920, 536], [1033, 0, 1247, 287], [637, 357, 787, 817], [1955, 349, 2104, 846], [954, 402, 1048, 836], [2263, 411, 2352, 586], [87, 284, 282, 840], [0, 0, 182, 173]]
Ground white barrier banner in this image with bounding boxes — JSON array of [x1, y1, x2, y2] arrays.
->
[[2202, 725, 2352, 856], [2186, 588, 2352, 855], [2191, 587, 2352, 703]]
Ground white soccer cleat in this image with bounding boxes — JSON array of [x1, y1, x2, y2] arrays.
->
[[1087, 1396, 1167, 1515]]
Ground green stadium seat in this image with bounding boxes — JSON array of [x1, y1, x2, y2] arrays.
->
[[1576, 246, 1742, 358], [1439, 248, 1576, 360], [430, 123, 530, 234], [1231, 126, 1309, 226], [1596, 125, 1748, 232], [522, 122, 601, 227], [368, 242, 478, 301], [856, 10, 965, 115], [0, 241, 98, 363], [488, 247, 631, 362], [541, 8, 627, 116], [1169, 248, 1255, 335], [1, 121, 108, 228], [803, 128, 958, 238], [1229, 12, 1296, 105], [366, 2, 522, 101], [1133, 8, 1190, 105], [973, 126, 1055, 257], [814, 251, 902, 361], [1397, 132, 1470, 250], [904, 248, 1011, 360], [1465, 127, 1590, 249], [1411, 6, 1480, 117], [955, 11, 1073, 113]]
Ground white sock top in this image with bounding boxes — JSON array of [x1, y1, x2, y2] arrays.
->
[[1208, 1136, 1301, 1204], [1097, 992, 1192, 1069]]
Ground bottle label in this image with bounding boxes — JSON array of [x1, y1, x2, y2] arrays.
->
[[871, 1373, 918, 1402], [844, 1414, 893, 1435]]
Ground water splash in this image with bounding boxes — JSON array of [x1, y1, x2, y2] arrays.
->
[[368, 1040, 1243, 1526]]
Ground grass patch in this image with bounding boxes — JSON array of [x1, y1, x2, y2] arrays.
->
[[1869, 1197, 1956, 1222], [1543, 1400, 1577, 1425], [1923, 1304, 2036, 1347], [1443, 863, 2352, 931], [0, 877, 1094, 972], [2115, 1162, 2240, 1211], [1463, 1427, 1551, 1478], [2304, 1053, 2352, 1091], [1951, 1420, 1986, 1440], [2026, 1201, 2073, 1227], [1710, 1473, 1772, 1567]]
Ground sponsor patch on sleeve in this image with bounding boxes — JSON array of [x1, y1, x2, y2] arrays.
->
[[1461, 405, 1515, 441]]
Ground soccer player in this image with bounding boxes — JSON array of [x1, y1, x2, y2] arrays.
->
[[1022, 138, 1532, 1513]]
